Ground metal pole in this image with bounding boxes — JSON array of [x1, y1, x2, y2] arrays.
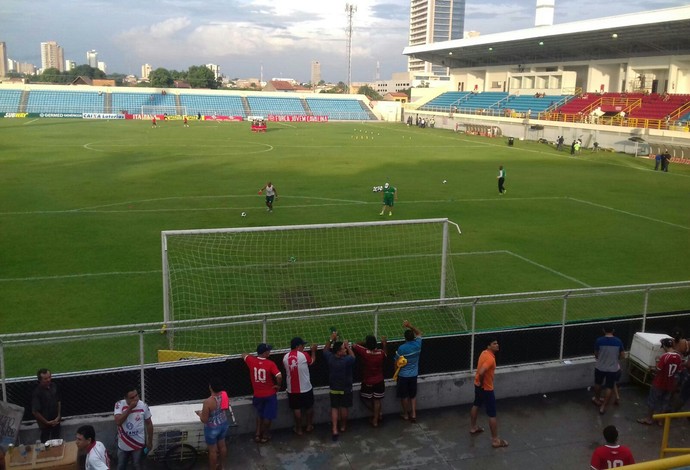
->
[[373, 311, 379, 338], [440, 221, 449, 301], [161, 233, 173, 350], [345, 3, 357, 94], [263, 316, 268, 343], [559, 292, 569, 360], [642, 287, 650, 332], [470, 299, 478, 372], [139, 331, 146, 403], [0, 341, 6, 403]]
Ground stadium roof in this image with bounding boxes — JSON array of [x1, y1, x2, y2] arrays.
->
[[403, 6, 690, 69]]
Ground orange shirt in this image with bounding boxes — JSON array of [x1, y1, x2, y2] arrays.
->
[[474, 349, 496, 391]]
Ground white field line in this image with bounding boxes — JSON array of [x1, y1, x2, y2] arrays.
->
[[568, 197, 690, 231], [502, 250, 592, 288], [0, 196, 566, 216], [0, 250, 585, 288]]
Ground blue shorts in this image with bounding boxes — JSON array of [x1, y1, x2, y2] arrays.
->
[[203, 422, 229, 445], [396, 376, 418, 399], [253, 395, 278, 420], [473, 385, 497, 418]]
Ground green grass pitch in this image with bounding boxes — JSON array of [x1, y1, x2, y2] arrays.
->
[[0, 118, 688, 375]]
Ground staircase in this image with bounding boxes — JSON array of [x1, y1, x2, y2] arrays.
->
[[19, 90, 29, 113]]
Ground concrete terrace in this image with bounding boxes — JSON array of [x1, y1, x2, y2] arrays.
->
[[187, 385, 690, 469]]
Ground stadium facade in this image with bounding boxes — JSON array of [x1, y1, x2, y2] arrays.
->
[[403, 5, 690, 95]]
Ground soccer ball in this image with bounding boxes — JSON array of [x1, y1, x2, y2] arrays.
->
[[241, 212, 247, 217], [443, 180, 447, 184]]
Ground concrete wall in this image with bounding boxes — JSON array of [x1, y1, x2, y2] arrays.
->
[[16, 357, 603, 450], [409, 110, 690, 152]]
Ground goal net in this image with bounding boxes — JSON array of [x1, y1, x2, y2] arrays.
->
[[140, 105, 187, 117], [161, 218, 465, 354]]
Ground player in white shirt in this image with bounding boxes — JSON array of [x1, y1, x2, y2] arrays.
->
[[76, 425, 110, 470]]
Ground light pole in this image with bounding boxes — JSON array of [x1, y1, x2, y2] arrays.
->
[[345, 3, 357, 94]]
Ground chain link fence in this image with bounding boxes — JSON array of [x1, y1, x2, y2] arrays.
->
[[1, 281, 688, 420]]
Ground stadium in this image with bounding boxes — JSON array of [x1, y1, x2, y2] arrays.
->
[[0, 2, 689, 469]]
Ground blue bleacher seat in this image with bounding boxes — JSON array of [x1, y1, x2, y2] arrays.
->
[[246, 97, 306, 116], [305, 98, 372, 120], [0, 90, 22, 112], [26, 90, 103, 114], [111, 92, 176, 114], [178, 95, 245, 117]]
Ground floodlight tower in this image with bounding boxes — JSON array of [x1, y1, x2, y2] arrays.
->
[[345, 3, 357, 93]]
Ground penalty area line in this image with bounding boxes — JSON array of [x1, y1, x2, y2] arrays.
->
[[568, 197, 690, 231], [0, 269, 161, 283]]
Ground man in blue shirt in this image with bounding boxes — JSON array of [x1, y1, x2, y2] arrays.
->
[[323, 334, 356, 441], [395, 320, 422, 422], [592, 326, 625, 415]]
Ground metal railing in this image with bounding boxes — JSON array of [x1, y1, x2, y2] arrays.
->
[[0, 281, 690, 414]]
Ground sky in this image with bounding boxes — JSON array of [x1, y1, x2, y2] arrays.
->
[[1, 0, 688, 82]]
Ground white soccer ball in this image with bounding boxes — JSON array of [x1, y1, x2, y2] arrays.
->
[[443, 180, 447, 184], [241, 212, 247, 217]]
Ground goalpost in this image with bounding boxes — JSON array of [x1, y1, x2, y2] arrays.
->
[[161, 218, 465, 353], [140, 105, 187, 117]]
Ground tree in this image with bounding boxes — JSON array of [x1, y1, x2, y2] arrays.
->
[[39, 67, 63, 84], [357, 85, 383, 101], [322, 81, 348, 94], [187, 65, 218, 89], [149, 68, 174, 88], [71, 64, 105, 79]]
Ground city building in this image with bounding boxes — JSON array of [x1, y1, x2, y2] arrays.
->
[[97, 61, 106, 73], [40, 41, 64, 72], [206, 63, 220, 80], [0, 42, 8, 78], [65, 60, 76, 72], [408, 0, 465, 76], [86, 49, 98, 68], [311, 60, 321, 85], [141, 64, 152, 80], [9, 59, 36, 75]]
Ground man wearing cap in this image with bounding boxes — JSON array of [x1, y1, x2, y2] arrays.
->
[[638, 338, 682, 425], [282, 337, 318, 435], [243, 344, 282, 443]]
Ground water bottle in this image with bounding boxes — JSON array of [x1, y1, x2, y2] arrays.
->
[[35, 440, 42, 457]]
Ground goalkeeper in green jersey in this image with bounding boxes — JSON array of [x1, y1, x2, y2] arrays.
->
[[379, 182, 397, 217]]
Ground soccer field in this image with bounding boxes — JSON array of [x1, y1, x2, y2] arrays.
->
[[0, 118, 688, 370]]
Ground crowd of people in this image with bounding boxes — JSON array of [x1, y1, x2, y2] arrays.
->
[[588, 325, 690, 468], [8, 323, 690, 469]]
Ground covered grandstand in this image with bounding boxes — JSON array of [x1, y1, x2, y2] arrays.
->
[[401, 4, 690, 150]]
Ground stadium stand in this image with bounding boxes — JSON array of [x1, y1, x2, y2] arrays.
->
[[178, 94, 246, 117], [111, 92, 177, 114], [246, 96, 306, 116], [419, 91, 471, 111], [0, 89, 22, 112], [501, 94, 564, 118], [420, 92, 510, 115], [305, 98, 375, 120], [25, 90, 104, 114]]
